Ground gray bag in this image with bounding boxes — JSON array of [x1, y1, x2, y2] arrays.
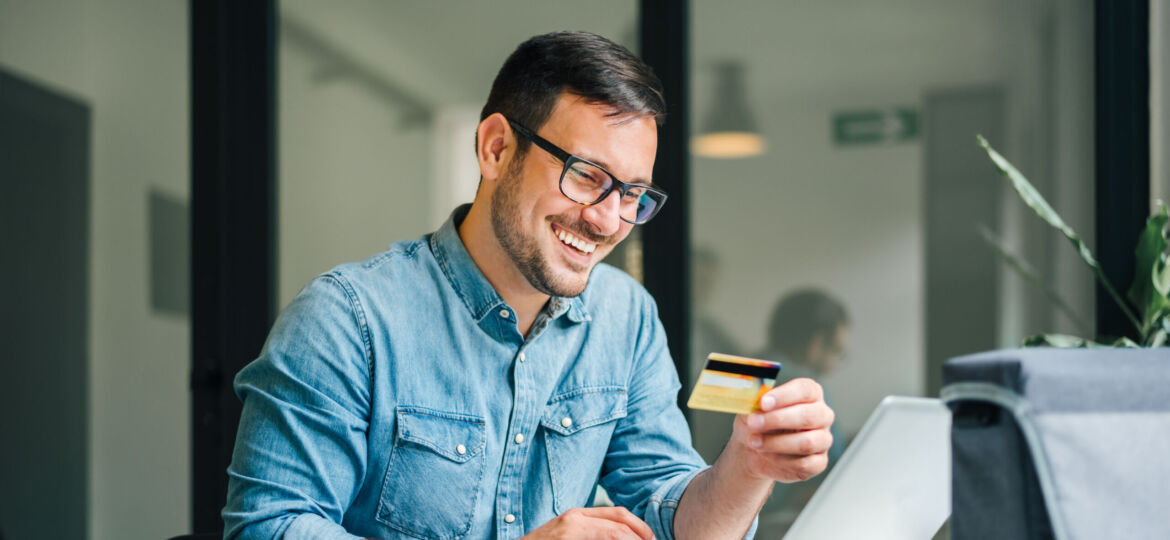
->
[[940, 348, 1170, 540]]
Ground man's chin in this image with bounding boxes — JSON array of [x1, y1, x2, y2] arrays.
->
[[532, 265, 592, 298]]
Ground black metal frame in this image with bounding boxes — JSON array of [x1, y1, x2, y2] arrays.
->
[[639, 0, 692, 409], [190, 0, 277, 532], [1094, 0, 1150, 341]]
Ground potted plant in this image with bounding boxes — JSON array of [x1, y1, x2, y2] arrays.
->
[[939, 138, 1170, 540]]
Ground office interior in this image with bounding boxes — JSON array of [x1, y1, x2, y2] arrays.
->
[[1, 0, 1167, 538]]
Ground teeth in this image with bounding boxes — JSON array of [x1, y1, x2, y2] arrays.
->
[[555, 227, 596, 254]]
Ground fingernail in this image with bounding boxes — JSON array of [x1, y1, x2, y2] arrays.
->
[[750, 436, 762, 448], [760, 395, 776, 410], [747, 414, 764, 429]]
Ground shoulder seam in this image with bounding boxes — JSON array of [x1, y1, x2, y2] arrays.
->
[[321, 272, 375, 383]]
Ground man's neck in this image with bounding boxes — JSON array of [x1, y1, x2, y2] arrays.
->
[[457, 203, 549, 336]]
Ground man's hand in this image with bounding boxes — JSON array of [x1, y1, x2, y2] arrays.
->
[[732, 377, 835, 483], [521, 507, 655, 540]]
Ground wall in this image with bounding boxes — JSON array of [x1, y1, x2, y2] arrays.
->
[[0, 1, 190, 538], [689, 0, 1096, 440], [278, 26, 432, 306], [1154, 0, 1170, 207]]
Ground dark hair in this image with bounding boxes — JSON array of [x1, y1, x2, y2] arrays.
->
[[480, 31, 665, 156], [767, 289, 849, 355]]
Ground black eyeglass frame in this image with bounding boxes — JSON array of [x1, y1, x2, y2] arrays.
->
[[507, 119, 669, 224]]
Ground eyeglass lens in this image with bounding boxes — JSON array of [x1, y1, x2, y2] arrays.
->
[[561, 160, 663, 224]]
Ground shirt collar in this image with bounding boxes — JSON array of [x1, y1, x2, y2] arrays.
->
[[430, 205, 590, 325]]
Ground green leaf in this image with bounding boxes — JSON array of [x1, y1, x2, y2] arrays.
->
[[1127, 202, 1170, 340], [978, 225, 1092, 334], [1110, 336, 1142, 348], [977, 135, 1142, 335], [1022, 334, 1103, 348], [1150, 329, 1168, 348], [1156, 252, 1170, 297]]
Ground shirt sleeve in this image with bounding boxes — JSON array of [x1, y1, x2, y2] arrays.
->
[[222, 274, 372, 540], [597, 292, 759, 540]]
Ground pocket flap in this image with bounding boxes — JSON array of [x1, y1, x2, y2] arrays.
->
[[396, 406, 486, 463], [541, 386, 628, 436]]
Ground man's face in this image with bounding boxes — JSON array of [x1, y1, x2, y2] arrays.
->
[[807, 324, 849, 375], [490, 94, 658, 297]]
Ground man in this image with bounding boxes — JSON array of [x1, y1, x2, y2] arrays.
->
[[223, 32, 834, 540], [760, 289, 849, 381], [755, 289, 850, 526]]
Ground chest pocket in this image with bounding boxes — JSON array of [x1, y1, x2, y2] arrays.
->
[[541, 386, 628, 514], [377, 406, 487, 540]]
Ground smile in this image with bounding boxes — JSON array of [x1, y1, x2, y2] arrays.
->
[[552, 224, 597, 254]]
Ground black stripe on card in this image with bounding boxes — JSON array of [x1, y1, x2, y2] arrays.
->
[[705, 360, 780, 379]]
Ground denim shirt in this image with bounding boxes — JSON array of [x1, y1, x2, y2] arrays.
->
[[223, 207, 709, 540]]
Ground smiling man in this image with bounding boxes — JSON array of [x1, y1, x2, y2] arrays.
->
[[223, 32, 835, 540]]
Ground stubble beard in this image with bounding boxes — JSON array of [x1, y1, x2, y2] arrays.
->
[[490, 161, 603, 298]]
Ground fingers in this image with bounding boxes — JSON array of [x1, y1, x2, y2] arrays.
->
[[749, 427, 834, 455], [759, 378, 824, 410], [745, 401, 835, 433], [578, 506, 655, 540]]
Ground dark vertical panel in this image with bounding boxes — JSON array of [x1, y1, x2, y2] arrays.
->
[[923, 89, 1004, 396], [190, 0, 277, 532], [0, 68, 90, 540], [1094, 0, 1149, 342], [639, 0, 692, 409]]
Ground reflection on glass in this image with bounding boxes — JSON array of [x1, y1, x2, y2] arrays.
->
[[690, 0, 1094, 534], [278, 1, 639, 306]]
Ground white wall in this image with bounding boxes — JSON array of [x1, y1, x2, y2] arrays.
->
[[689, 0, 1095, 439], [1154, 0, 1170, 208], [278, 34, 432, 306], [0, 1, 190, 538]]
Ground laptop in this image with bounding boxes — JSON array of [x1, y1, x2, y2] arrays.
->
[[782, 396, 951, 540]]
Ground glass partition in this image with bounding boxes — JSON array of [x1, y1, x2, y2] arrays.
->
[[278, 1, 639, 306], [689, 1, 1095, 532]]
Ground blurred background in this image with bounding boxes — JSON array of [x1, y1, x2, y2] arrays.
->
[[1, 0, 1166, 538]]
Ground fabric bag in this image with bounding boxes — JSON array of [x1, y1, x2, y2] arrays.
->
[[940, 348, 1170, 540]]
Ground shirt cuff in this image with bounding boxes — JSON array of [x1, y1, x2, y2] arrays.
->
[[643, 467, 760, 540], [282, 513, 364, 540]]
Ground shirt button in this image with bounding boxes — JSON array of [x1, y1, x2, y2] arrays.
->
[[561, 417, 573, 428], [499, 309, 510, 319], [504, 513, 516, 524], [456, 444, 467, 455], [514, 433, 525, 444], [518, 351, 526, 362]]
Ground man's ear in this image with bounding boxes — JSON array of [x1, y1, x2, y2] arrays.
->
[[476, 113, 513, 183], [804, 333, 825, 365]]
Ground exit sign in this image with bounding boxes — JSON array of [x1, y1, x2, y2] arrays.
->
[[832, 107, 919, 146]]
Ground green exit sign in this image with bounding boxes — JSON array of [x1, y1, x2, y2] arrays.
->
[[832, 108, 919, 146]]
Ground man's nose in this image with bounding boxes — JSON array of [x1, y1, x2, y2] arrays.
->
[[581, 190, 623, 237]]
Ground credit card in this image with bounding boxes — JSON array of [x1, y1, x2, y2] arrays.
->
[[686, 353, 782, 415]]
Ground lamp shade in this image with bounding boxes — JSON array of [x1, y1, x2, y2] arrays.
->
[[693, 61, 765, 158]]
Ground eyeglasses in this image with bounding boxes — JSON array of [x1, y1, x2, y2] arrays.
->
[[508, 120, 668, 225]]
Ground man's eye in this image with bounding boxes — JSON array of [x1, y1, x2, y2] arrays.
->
[[623, 187, 647, 200], [570, 165, 606, 187]]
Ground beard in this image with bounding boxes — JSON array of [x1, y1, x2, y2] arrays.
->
[[489, 161, 612, 298]]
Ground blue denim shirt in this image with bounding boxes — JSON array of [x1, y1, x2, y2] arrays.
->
[[223, 207, 708, 540]]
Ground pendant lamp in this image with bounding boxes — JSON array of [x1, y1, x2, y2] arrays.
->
[[692, 61, 765, 158]]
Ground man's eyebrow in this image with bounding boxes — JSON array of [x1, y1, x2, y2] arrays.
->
[[575, 153, 652, 186]]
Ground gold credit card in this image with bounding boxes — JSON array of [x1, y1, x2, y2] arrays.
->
[[686, 353, 782, 415]]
